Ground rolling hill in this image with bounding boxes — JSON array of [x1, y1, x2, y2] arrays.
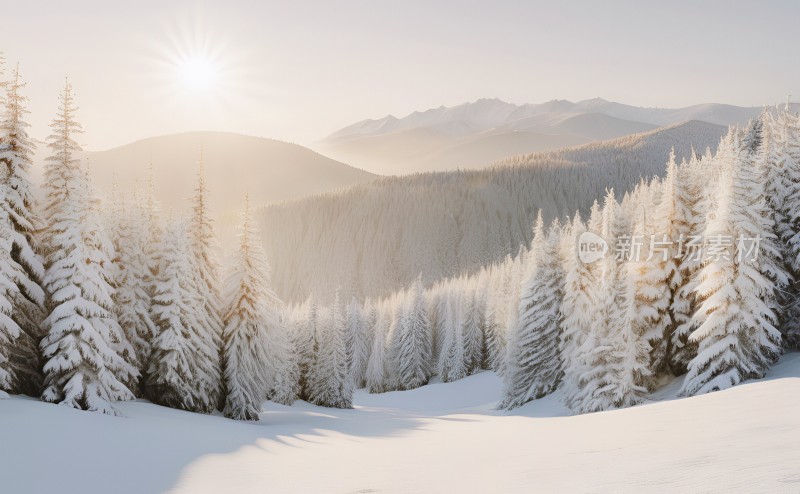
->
[[32, 132, 377, 219]]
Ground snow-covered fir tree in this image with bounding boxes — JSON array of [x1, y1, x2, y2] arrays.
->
[[681, 134, 783, 396], [0, 62, 45, 395], [222, 197, 289, 420], [643, 153, 683, 379], [558, 213, 596, 411], [292, 297, 318, 400], [572, 190, 648, 413], [366, 303, 390, 393], [0, 189, 28, 394], [394, 275, 432, 390], [146, 219, 219, 413], [307, 293, 352, 408], [39, 82, 136, 415], [669, 156, 704, 373], [345, 297, 369, 388], [615, 208, 656, 405], [109, 192, 156, 393], [759, 108, 800, 348], [483, 265, 507, 372], [501, 216, 564, 409], [461, 284, 484, 374], [437, 287, 467, 382], [189, 151, 224, 408]]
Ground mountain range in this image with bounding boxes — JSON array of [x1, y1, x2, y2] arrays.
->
[[316, 98, 764, 174]]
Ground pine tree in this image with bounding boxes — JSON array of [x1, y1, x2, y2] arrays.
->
[[110, 193, 156, 393], [0, 62, 45, 395], [308, 293, 352, 407], [616, 209, 655, 405], [670, 157, 703, 373], [681, 136, 783, 396], [462, 285, 484, 374], [384, 294, 405, 391], [437, 288, 467, 382], [366, 304, 390, 393], [146, 219, 220, 413], [559, 213, 596, 411], [0, 188, 28, 394], [266, 318, 299, 406], [395, 275, 432, 390], [502, 217, 564, 409], [572, 192, 623, 413], [483, 267, 506, 372], [39, 82, 136, 415], [760, 108, 800, 348], [189, 151, 223, 408], [644, 153, 682, 379], [222, 197, 282, 420], [345, 297, 369, 388], [292, 298, 318, 400], [142, 164, 162, 316]]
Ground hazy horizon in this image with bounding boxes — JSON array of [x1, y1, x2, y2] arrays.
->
[[4, 0, 800, 151]]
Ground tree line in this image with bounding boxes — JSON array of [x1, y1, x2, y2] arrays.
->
[[1, 52, 796, 419]]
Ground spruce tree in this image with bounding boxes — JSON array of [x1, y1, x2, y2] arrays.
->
[[559, 213, 596, 411], [395, 275, 432, 390], [345, 297, 369, 388], [0, 63, 45, 395], [437, 288, 467, 382], [189, 151, 223, 408], [483, 268, 506, 372], [293, 297, 318, 400], [39, 82, 136, 415], [366, 304, 390, 393], [645, 153, 682, 378], [0, 190, 28, 394], [670, 157, 703, 373], [502, 217, 564, 409], [681, 136, 783, 396], [308, 293, 352, 408], [110, 193, 156, 393], [573, 191, 624, 413], [461, 285, 484, 374], [222, 197, 280, 420], [146, 219, 219, 413], [761, 108, 800, 348]]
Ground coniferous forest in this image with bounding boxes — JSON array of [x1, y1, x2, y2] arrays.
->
[[1, 53, 800, 421]]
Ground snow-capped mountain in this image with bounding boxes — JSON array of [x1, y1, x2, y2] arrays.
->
[[317, 98, 764, 174]]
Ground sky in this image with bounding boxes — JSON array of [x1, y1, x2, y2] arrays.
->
[[3, 0, 799, 151]]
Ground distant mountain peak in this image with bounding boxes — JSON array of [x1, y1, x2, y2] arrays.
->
[[319, 98, 764, 175]]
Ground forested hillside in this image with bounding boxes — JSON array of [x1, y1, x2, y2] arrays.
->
[[261, 120, 726, 304]]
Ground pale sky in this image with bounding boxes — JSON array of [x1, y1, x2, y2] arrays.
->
[[3, 0, 799, 150]]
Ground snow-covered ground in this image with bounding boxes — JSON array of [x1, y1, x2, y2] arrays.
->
[[3, 354, 800, 494]]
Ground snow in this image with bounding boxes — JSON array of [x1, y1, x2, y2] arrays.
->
[[3, 353, 800, 493]]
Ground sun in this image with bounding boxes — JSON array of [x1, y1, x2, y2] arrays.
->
[[143, 10, 256, 110], [177, 55, 219, 91]]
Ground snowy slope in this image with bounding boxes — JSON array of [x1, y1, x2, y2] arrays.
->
[[2, 353, 799, 493], [317, 98, 764, 173]]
